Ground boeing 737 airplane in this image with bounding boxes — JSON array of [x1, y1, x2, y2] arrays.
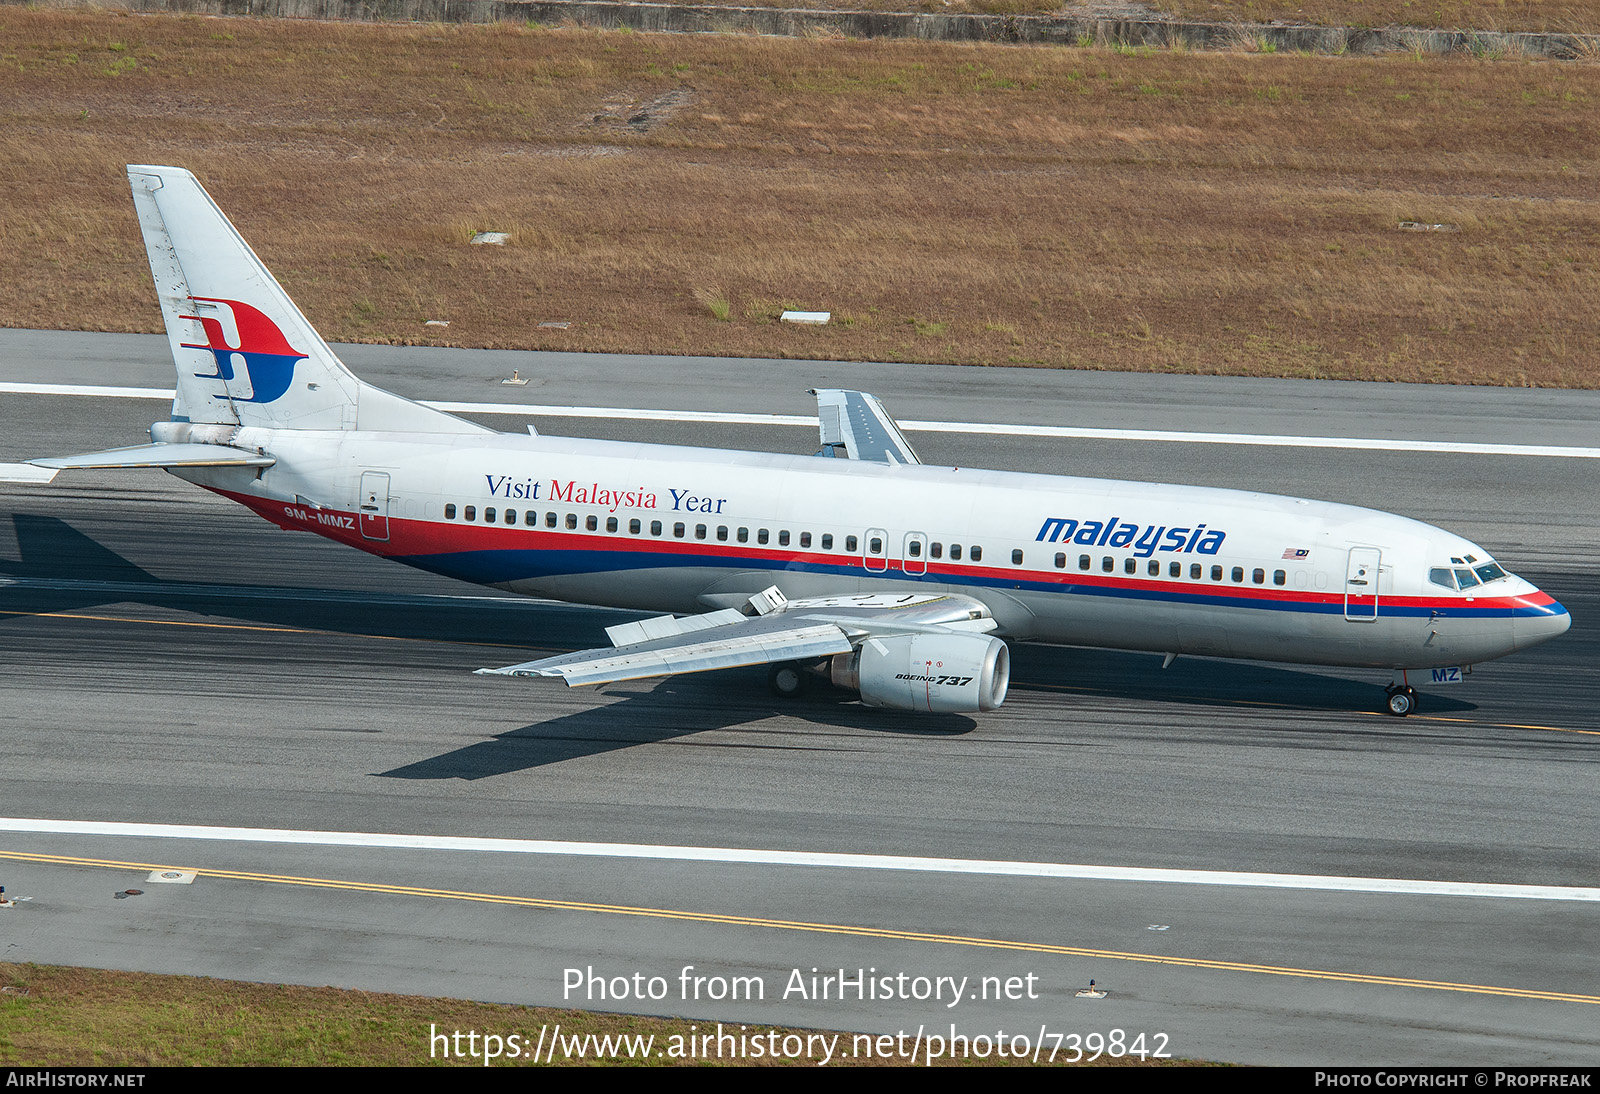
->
[[16, 166, 1572, 717]]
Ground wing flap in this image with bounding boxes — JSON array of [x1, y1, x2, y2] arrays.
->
[[479, 622, 853, 688], [604, 607, 748, 647]]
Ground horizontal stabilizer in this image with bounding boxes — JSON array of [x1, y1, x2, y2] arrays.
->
[[0, 463, 60, 484], [29, 442, 276, 471], [811, 389, 920, 465]]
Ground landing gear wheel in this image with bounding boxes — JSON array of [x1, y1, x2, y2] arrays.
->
[[1384, 686, 1415, 717], [768, 662, 808, 699]]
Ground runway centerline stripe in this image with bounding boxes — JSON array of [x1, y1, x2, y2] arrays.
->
[[0, 609, 318, 634], [0, 382, 177, 400], [3, 382, 1596, 459], [2, 850, 1595, 1006], [3, 819, 1596, 903], [0, 608, 558, 652]]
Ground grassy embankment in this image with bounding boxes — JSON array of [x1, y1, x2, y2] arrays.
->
[[0, 962, 1186, 1066], [523, 0, 1600, 35], [1, 9, 1596, 385], [625, 0, 1600, 36], [68, 0, 1600, 35], [1148, 0, 1600, 34]]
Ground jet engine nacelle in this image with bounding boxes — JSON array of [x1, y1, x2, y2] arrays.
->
[[832, 633, 1010, 713]]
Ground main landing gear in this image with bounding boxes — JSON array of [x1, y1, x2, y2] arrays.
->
[[768, 661, 808, 699]]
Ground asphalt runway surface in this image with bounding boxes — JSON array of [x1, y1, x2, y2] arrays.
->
[[1, 330, 1596, 1066]]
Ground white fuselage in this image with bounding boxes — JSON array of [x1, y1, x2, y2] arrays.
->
[[179, 426, 1570, 672]]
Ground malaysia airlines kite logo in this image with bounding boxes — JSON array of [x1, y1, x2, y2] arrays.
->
[[180, 297, 307, 404]]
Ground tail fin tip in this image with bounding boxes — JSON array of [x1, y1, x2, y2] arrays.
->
[[127, 164, 489, 436]]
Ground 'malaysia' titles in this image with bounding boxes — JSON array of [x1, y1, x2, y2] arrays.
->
[[1036, 516, 1226, 557]]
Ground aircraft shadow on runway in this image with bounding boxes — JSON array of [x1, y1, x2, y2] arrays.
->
[[382, 625, 1567, 775], [6, 514, 1595, 761], [1007, 644, 1486, 716], [0, 512, 160, 595], [0, 512, 622, 647], [379, 674, 978, 779]]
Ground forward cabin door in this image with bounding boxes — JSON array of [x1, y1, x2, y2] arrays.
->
[[359, 471, 391, 542], [1344, 546, 1380, 621]]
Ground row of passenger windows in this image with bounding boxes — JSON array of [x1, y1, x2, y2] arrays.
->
[[908, 541, 982, 561], [908, 540, 979, 559], [440, 505, 1307, 581], [441, 505, 988, 559], [1049, 552, 1288, 586]]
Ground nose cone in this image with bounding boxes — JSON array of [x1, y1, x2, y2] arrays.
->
[[1512, 590, 1572, 651]]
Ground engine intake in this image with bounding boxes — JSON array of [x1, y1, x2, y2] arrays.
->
[[832, 633, 1010, 713]]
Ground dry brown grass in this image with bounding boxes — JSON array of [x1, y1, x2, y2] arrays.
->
[[571, 0, 1600, 36], [1145, 0, 1600, 35], [28, 0, 1600, 39], [652, 0, 1066, 11], [1, 10, 1597, 386]]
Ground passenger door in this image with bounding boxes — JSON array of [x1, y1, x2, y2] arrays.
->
[[903, 531, 928, 575], [1344, 546, 1380, 621], [358, 471, 391, 542]]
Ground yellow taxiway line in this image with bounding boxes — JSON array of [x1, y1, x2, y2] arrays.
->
[[3, 848, 1595, 1007]]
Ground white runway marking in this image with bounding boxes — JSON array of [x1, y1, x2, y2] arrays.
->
[[0, 382, 177, 400], [6, 818, 1598, 902], [430, 399, 818, 426], [4, 381, 1597, 458]]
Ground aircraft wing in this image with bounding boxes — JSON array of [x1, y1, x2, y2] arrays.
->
[[478, 614, 855, 687], [811, 389, 921, 465], [477, 588, 998, 689]]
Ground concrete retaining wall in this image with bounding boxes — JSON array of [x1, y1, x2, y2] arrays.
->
[[20, 0, 1600, 58]]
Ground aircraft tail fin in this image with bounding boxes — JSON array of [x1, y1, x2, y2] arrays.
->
[[128, 166, 486, 435]]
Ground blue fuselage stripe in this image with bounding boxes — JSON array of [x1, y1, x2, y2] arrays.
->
[[393, 547, 1564, 620]]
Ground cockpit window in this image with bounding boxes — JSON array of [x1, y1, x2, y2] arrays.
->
[[1435, 557, 1507, 591]]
